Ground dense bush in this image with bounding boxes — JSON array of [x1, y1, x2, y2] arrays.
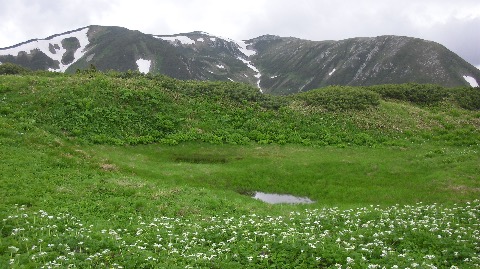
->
[[25, 74, 184, 145], [0, 62, 30, 75], [297, 86, 380, 111], [368, 83, 449, 105], [174, 80, 288, 110], [451, 87, 480, 110], [1, 70, 479, 146]]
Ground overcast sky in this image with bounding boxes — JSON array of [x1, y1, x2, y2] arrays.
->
[[1, 0, 479, 68]]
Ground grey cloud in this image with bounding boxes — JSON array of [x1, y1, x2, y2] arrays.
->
[[420, 17, 480, 67], [0, 0, 113, 46]]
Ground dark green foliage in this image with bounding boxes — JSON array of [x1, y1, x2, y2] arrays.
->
[[16, 74, 183, 145], [75, 64, 99, 76], [61, 37, 81, 65], [61, 37, 81, 51], [1, 71, 479, 147], [0, 50, 59, 71], [176, 80, 288, 109], [0, 62, 30, 75], [367, 83, 449, 105], [297, 86, 381, 111], [367, 83, 480, 110], [451, 87, 480, 110]]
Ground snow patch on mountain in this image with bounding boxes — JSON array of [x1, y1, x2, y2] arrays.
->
[[156, 35, 195, 46], [136, 59, 151, 73], [237, 56, 262, 90], [329, 68, 336, 76], [0, 27, 89, 72], [237, 57, 259, 73], [235, 40, 256, 57], [214, 34, 256, 58], [463, 75, 479, 87]]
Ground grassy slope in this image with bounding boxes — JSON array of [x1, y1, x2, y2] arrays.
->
[[1, 72, 479, 213], [1, 72, 479, 268]]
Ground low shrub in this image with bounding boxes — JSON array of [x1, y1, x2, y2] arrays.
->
[[0, 62, 30, 75], [368, 83, 449, 105], [451, 87, 480, 110], [297, 86, 380, 111]]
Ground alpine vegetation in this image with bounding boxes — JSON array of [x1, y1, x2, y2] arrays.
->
[[0, 68, 479, 268], [3, 201, 479, 268]]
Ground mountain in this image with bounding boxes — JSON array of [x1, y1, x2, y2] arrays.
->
[[250, 35, 480, 94], [1, 25, 479, 94]]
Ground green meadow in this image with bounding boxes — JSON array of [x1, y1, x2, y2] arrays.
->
[[1, 70, 479, 268]]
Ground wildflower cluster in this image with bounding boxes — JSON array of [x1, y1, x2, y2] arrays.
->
[[1, 201, 479, 268]]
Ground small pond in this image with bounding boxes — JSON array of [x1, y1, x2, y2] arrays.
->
[[253, 192, 315, 204]]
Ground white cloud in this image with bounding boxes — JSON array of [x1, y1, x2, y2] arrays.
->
[[0, 0, 113, 46]]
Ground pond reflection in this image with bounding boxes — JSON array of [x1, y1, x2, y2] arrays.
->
[[253, 192, 314, 204]]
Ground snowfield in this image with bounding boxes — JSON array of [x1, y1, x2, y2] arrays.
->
[[136, 59, 151, 73], [463, 75, 479, 87], [235, 40, 256, 57], [0, 27, 90, 72], [156, 35, 195, 45]]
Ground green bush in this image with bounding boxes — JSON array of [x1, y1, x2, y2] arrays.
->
[[0, 63, 30, 75], [2, 70, 478, 147], [368, 83, 449, 105], [298, 86, 380, 111], [452, 87, 480, 110]]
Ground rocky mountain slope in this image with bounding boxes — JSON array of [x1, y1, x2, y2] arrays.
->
[[1, 25, 479, 94]]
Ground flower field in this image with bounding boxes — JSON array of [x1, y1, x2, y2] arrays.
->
[[3, 201, 479, 268]]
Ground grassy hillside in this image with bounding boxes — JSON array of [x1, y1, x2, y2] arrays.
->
[[1, 70, 479, 146], [1, 71, 479, 268]]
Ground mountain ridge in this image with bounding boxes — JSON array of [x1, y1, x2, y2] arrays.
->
[[1, 25, 479, 94]]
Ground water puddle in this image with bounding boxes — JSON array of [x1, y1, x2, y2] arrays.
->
[[253, 192, 315, 204]]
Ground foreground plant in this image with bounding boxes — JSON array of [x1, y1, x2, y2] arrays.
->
[[1, 200, 479, 268]]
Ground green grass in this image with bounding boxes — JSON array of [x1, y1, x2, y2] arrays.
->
[[3, 202, 479, 268], [90, 142, 480, 207], [1, 71, 479, 268]]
